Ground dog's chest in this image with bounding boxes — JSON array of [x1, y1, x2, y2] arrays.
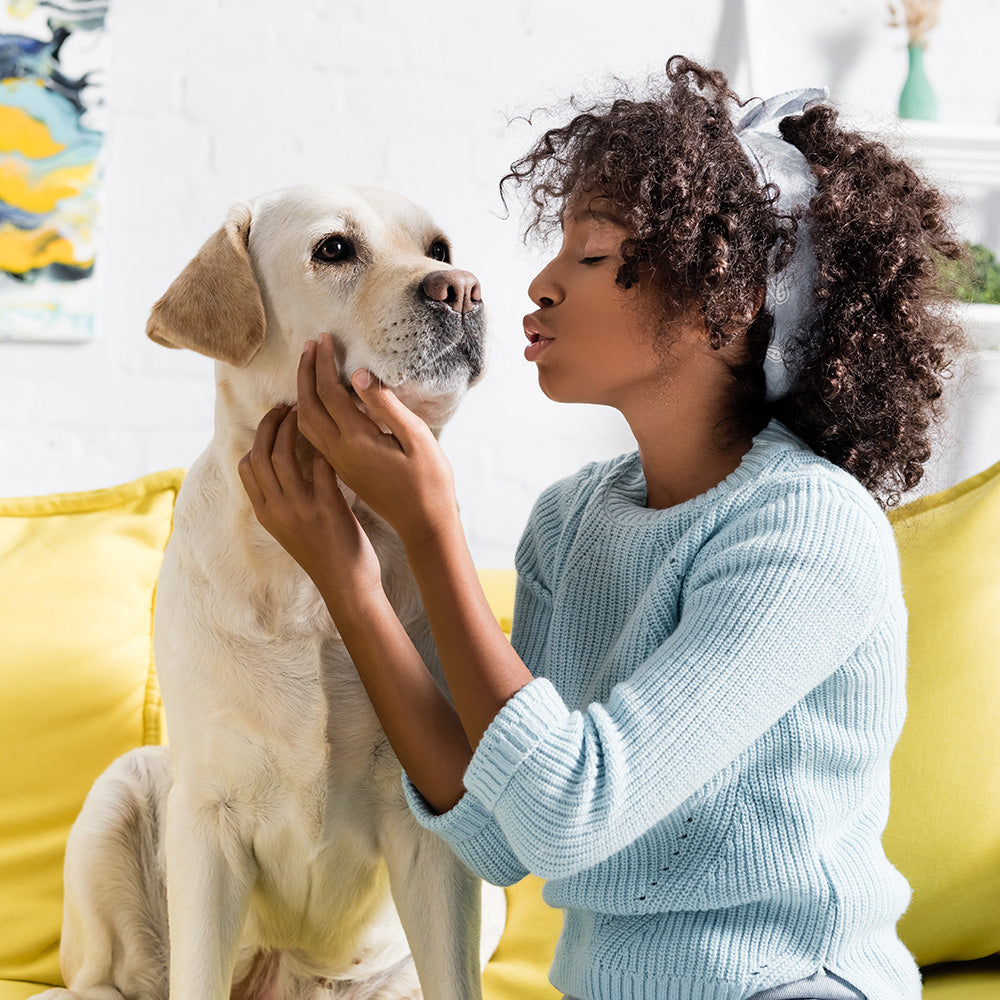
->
[[155, 465, 426, 793]]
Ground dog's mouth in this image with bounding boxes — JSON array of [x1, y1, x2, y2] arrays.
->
[[407, 306, 487, 388]]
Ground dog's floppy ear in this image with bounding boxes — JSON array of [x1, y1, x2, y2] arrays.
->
[[146, 201, 266, 368]]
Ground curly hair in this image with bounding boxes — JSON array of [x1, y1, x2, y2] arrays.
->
[[500, 55, 966, 507]]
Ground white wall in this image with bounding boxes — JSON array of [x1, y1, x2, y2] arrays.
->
[[2, 0, 998, 565]]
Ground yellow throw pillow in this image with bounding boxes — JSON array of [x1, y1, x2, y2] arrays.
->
[[484, 876, 562, 1000], [884, 460, 1000, 966], [0, 470, 182, 986]]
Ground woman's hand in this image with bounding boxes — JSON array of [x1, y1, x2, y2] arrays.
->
[[295, 332, 460, 550], [238, 404, 384, 612]]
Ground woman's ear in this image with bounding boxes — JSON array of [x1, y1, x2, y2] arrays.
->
[[146, 201, 266, 368]]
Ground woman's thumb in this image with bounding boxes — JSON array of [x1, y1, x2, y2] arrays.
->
[[351, 369, 415, 441]]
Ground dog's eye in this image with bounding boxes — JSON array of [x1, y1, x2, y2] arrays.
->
[[427, 240, 451, 264], [313, 235, 356, 264]]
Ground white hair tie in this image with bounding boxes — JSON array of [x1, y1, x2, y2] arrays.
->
[[733, 86, 828, 401]]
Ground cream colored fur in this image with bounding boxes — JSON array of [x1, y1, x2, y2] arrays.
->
[[32, 185, 503, 1000]]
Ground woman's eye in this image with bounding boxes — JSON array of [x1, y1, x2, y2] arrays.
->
[[313, 235, 356, 263], [580, 255, 608, 266], [428, 239, 451, 263]]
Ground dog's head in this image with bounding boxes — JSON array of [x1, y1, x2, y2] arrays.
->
[[146, 185, 486, 430]]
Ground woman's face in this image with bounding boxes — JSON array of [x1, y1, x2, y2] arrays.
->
[[523, 200, 674, 409]]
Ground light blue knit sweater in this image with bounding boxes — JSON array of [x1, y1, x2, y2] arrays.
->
[[405, 421, 920, 1000]]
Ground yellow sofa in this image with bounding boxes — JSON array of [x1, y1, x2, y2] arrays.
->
[[1, 462, 999, 1000]]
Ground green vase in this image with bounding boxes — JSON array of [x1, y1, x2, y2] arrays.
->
[[898, 43, 938, 121]]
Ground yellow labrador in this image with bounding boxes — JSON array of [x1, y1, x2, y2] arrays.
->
[[35, 185, 505, 1000]]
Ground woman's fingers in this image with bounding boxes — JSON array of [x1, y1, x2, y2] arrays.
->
[[296, 335, 365, 452], [296, 340, 330, 441], [312, 450, 343, 505], [244, 405, 290, 498], [270, 406, 309, 497], [314, 333, 355, 415], [238, 404, 311, 508], [238, 450, 265, 511]]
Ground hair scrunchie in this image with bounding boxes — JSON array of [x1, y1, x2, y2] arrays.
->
[[733, 86, 828, 401]]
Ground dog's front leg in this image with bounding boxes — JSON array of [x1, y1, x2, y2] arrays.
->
[[379, 804, 486, 1000], [164, 782, 257, 1000]]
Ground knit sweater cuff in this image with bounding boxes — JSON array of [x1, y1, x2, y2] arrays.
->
[[401, 772, 494, 842], [464, 677, 570, 812]]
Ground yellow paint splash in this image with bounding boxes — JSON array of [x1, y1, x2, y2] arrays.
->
[[0, 104, 67, 158], [0, 221, 92, 273], [0, 158, 95, 214]]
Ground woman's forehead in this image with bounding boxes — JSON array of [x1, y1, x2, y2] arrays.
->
[[561, 193, 629, 233]]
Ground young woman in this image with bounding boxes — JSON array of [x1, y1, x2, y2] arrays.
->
[[239, 56, 963, 1000]]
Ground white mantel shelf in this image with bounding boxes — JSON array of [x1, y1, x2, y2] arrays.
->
[[890, 120, 1000, 190]]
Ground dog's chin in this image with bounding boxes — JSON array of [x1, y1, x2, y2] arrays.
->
[[393, 383, 465, 431]]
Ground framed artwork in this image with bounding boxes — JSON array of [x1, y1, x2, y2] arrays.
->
[[0, 0, 108, 343]]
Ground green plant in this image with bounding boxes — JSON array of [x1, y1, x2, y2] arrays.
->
[[939, 243, 1000, 304]]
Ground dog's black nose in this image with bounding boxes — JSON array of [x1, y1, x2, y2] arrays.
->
[[421, 269, 482, 315]]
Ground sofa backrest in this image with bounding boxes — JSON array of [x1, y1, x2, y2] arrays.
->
[[0, 471, 182, 986]]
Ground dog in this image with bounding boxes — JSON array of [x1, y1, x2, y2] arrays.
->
[[33, 185, 505, 1000]]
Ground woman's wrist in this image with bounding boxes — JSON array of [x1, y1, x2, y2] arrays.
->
[[317, 572, 389, 628], [398, 497, 463, 566]]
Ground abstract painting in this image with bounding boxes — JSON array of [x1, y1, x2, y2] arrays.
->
[[0, 0, 108, 342]]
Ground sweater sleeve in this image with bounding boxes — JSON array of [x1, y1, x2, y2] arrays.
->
[[391, 485, 563, 886], [400, 773, 529, 886], [462, 477, 895, 880]]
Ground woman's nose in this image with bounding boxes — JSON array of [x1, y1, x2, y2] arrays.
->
[[527, 259, 562, 308]]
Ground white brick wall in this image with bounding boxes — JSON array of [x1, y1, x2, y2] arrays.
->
[[2, 0, 998, 564]]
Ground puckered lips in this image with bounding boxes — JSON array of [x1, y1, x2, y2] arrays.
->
[[523, 314, 554, 363]]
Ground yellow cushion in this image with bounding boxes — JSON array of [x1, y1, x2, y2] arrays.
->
[[483, 876, 562, 1000], [0, 471, 182, 986], [884, 460, 1000, 966], [0, 982, 52, 1000]]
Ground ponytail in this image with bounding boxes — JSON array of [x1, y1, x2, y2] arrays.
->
[[773, 107, 966, 507]]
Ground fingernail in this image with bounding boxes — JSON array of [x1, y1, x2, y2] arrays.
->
[[352, 369, 372, 390]]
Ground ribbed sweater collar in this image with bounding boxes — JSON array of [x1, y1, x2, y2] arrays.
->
[[601, 420, 805, 525]]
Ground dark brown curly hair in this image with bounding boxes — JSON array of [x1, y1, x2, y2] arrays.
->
[[500, 55, 966, 507]]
